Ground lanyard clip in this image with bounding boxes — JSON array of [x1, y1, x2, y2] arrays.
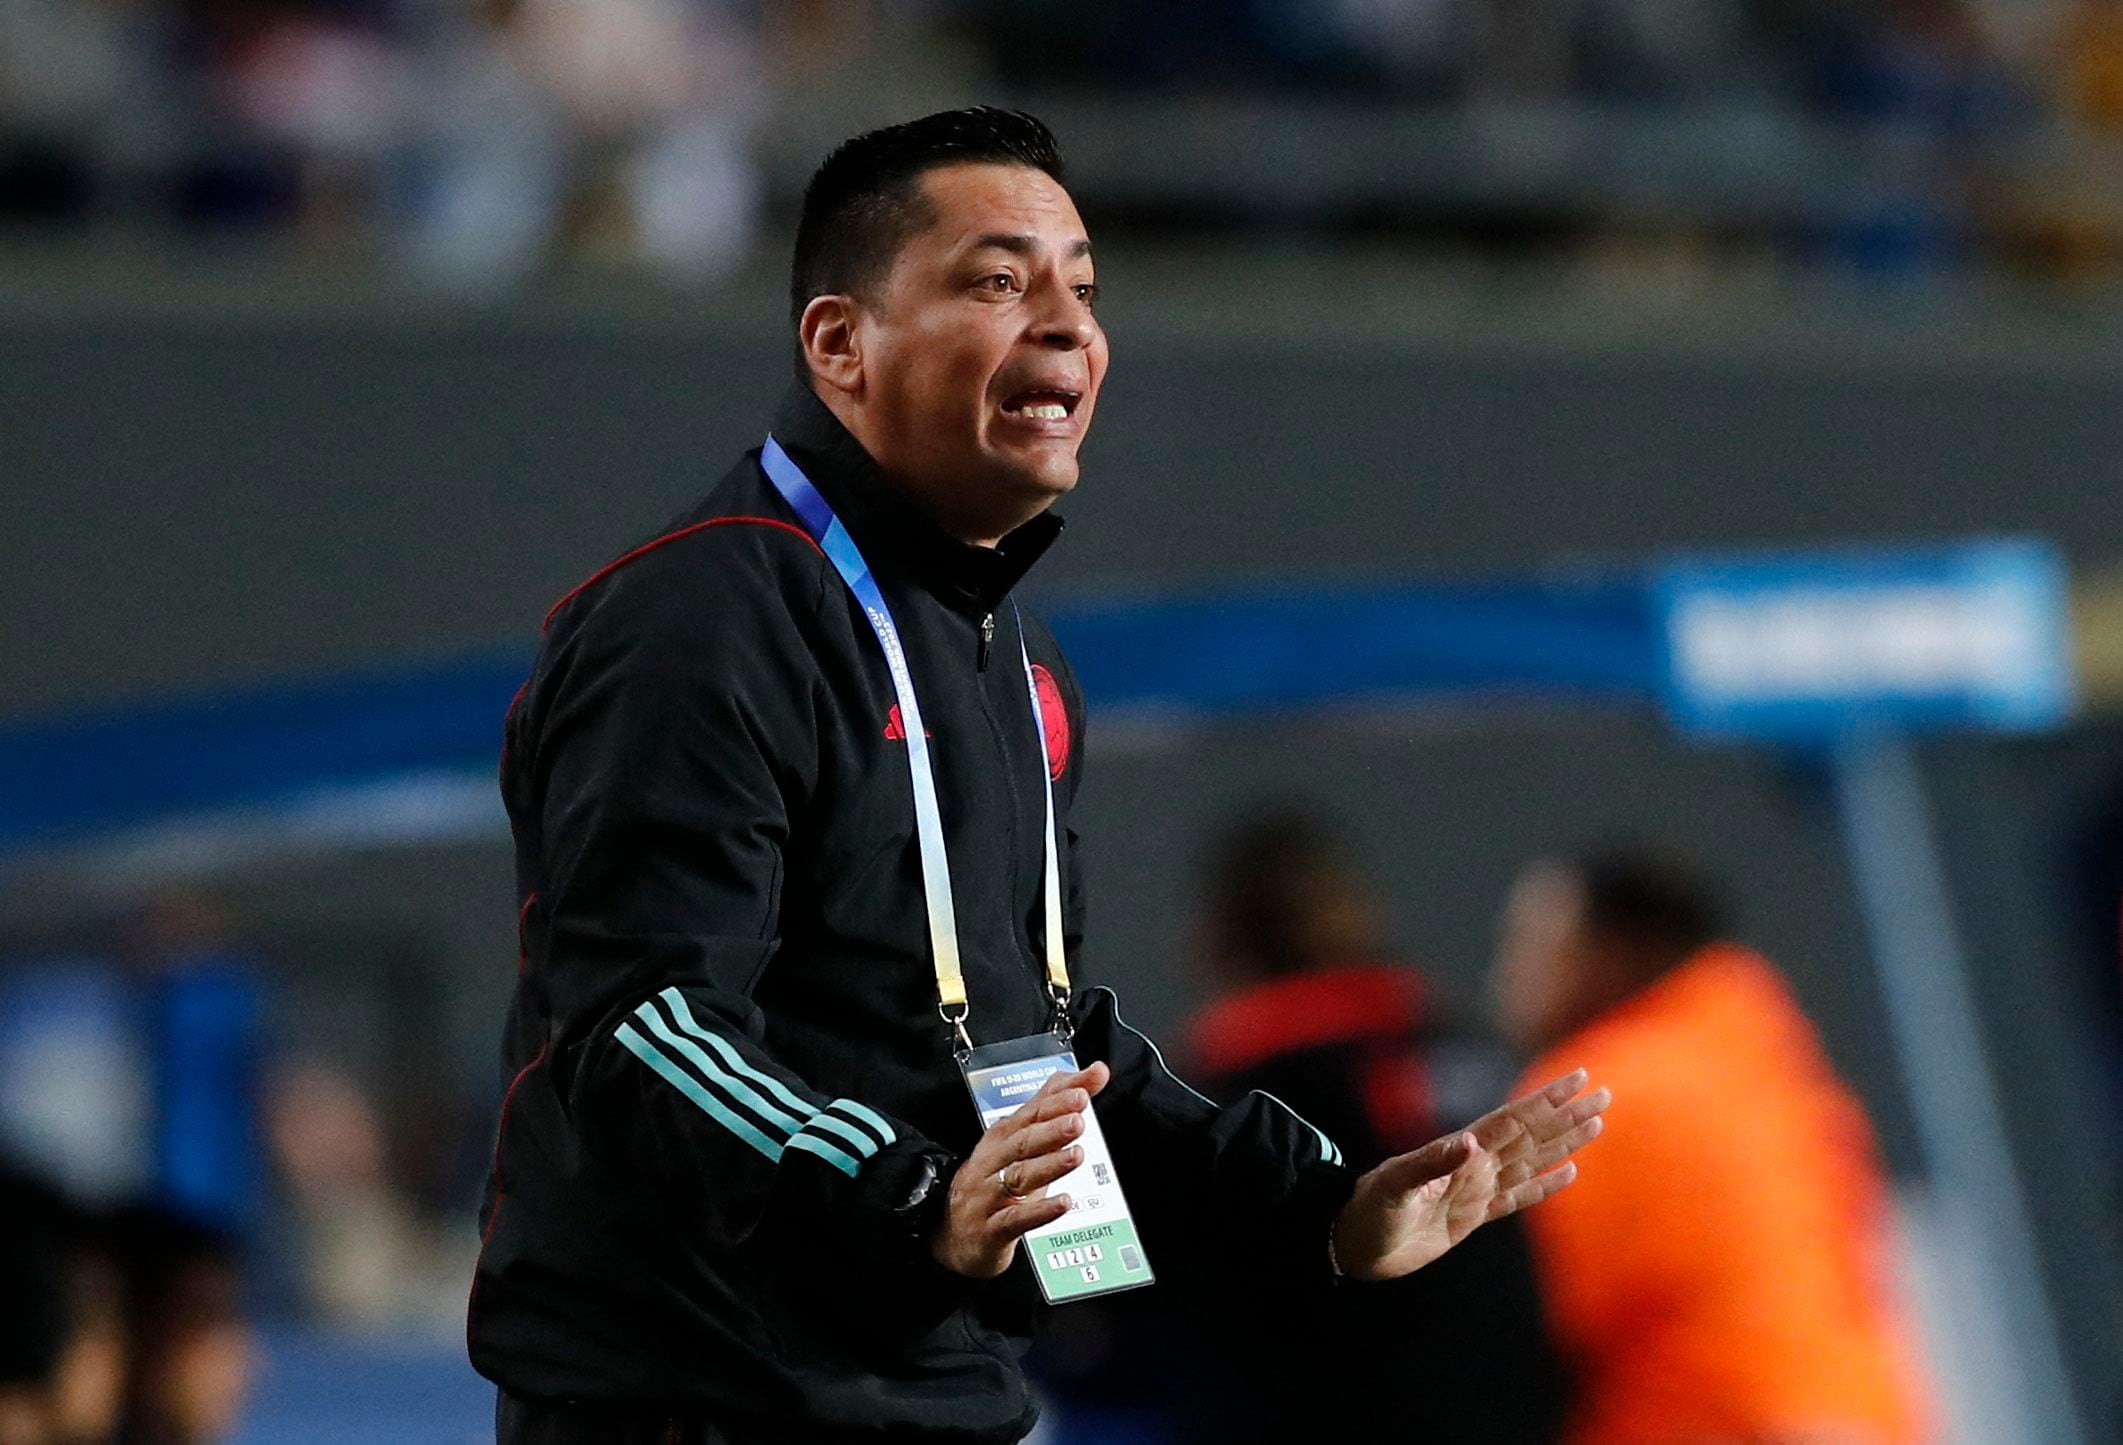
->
[[939, 999, 973, 1055], [1047, 982, 1073, 1045]]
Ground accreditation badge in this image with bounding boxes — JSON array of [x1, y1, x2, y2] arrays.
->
[[959, 1033, 1155, 1303]]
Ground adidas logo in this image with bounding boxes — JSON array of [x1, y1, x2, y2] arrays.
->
[[883, 705, 931, 741]]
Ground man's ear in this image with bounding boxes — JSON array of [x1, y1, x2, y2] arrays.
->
[[799, 294, 863, 396]]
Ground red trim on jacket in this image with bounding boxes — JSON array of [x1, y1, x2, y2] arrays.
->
[[1188, 961, 1428, 1080], [514, 893, 538, 977], [497, 678, 529, 777], [479, 1034, 550, 1243], [542, 516, 824, 630], [467, 1030, 552, 1332]]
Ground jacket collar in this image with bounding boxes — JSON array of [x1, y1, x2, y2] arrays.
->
[[769, 383, 1063, 617]]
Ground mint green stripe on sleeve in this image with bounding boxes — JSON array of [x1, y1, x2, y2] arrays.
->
[[803, 1112, 881, 1159], [615, 1024, 783, 1163], [786, 1134, 862, 1178], [657, 988, 824, 1123], [1252, 1089, 1343, 1167], [833, 1100, 897, 1146], [634, 1005, 809, 1137]]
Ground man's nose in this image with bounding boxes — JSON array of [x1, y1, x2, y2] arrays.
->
[[1027, 281, 1096, 350]]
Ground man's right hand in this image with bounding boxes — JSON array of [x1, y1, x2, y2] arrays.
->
[[928, 1062, 1110, 1278]]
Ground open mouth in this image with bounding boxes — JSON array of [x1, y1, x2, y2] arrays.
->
[[999, 388, 1081, 422]]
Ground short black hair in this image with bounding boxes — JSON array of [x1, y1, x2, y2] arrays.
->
[[1568, 847, 1729, 974], [789, 107, 1065, 330]]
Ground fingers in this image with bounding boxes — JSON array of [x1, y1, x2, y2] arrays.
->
[[1476, 1075, 1610, 1159], [1377, 1130, 1477, 1193], [1003, 1140, 1084, 1200], [1025, 1062, 1108, 1112], [1532, 1067, 1591, 1108], [1486, 1160, 1577, 1221], [935, 1064, 1109, 1278], [1021, 1083, 1091, 1129], [991, 1192, 1072, 1240], [1006, 1112, 1087, 1168], [1474, 1068, 1590, 1140], [1497, 1112, 1604, 1189], [1381, 1070, 1610, 1203], [965, 1066, 1102, 1176], [1017, 1064, 1109, 1126], [1554, 1087, 1611, 1132]]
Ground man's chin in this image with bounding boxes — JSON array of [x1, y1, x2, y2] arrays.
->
[[993, 449, 1081, 502], [936, 450, 1078, 543]]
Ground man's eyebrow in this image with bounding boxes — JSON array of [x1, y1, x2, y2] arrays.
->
[[967, 233, 1094, 261], [969, 232, 1035, 256]]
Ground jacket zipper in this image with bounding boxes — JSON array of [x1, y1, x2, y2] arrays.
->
[[968, 609, 1039, 996]]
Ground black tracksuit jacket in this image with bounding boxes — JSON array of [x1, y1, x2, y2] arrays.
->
[[468, 385, 1356, 1442]]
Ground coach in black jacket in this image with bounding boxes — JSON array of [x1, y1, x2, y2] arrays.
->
[[468, 108, 1609, 1445]]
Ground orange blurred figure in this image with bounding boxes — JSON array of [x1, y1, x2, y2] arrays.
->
[[1495, 850, 1934, 1445]]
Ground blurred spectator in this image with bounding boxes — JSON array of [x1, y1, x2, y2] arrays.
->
[[109, 1207, 251, 1445], [1038, 809, 1565, 1443], [0, 1166, 129, 1445], [1802, 0, 2028, 275], [1185, 808, 1526, 1163], [0, 896, 266, 1237], [7, 0, 2123, 287], [2067, 0, 2123, 129], [401, 0, 763, 286], [264, 1060, 479, 1329], [0, 892, 488, 1344], [1492, 847, 1932, 1445], [50, 1217, 126, 1445], [0, 0, 166, 225], [0, 969, 258, 1443], [1569, 0, 1762, 101], [0, 1166, 71, 1445], [2012, 0, 2123, 280], [188, 0, 413, 237], [121, 898, 268, 1239], [0, 958, 155, 1210]]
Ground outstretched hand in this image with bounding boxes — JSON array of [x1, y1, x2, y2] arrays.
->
[[1332, 1068, 1609, 1282]]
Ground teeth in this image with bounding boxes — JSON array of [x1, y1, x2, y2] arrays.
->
[[1021, 403, 1068, 420]]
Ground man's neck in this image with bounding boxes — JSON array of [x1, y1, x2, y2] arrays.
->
[[812, 383, 1019, 549]]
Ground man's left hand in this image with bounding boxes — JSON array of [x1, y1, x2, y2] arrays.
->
[[1331, 1068, 1609, 1282]]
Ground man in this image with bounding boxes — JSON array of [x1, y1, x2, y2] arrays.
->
[[1037, 809, 1567, 1442], [1493, 849, 1931, 1445], [468, 107, 1608, 1444]]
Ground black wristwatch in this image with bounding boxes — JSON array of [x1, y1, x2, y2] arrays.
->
[[886, 1148, 954, 1245]]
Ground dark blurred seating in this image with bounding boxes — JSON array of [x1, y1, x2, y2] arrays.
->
[[2, 0, 2118, 286]]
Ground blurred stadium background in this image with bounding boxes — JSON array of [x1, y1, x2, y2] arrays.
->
[[3, 1, 2122, 1442]]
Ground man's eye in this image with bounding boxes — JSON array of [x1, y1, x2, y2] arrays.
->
[[1074, 283, 1098, 306], [982, 273, 1016, 292]]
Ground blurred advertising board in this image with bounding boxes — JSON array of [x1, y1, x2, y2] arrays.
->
[[1657, 540, 2076, 739]]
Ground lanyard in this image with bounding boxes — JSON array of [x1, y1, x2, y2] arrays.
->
[[759, 436, 1070, 1046]]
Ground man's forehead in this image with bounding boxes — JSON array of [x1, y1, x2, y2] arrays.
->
[[916, 163, 1091, 256]]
